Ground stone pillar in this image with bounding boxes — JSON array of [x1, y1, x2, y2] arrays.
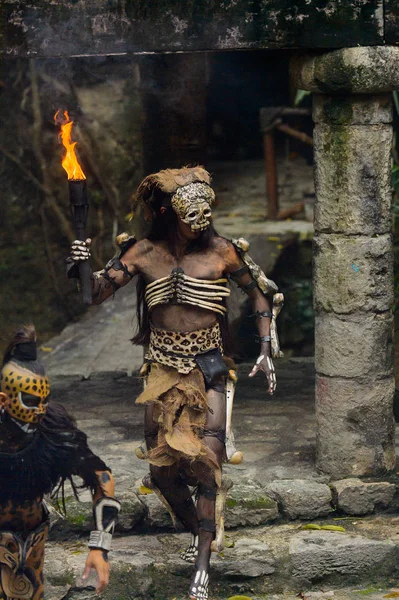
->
[[291, 47, 399, 478]]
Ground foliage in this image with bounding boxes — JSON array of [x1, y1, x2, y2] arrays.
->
[[294, 89, 311, 106], [270, 241, 314, 354], [279, 278, 314, 347], [392, 91, 399, 311], [0, 57, 143, 353]]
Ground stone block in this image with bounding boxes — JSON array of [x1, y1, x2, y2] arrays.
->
[[140, 494, 174, 529], [316, 375, 396, 478], [331, 478, 396, 515], [290, 531, 397, 585], [225, 479, 279, 528], [4, 2, 386, 58], [48, 488, 145, 536], [216, 537, 275, 578], [315, 311, 394, 378], [313, 94, 392, 125], [331, 478, 373, 515], [314, 124, 392, 235], [314, 233, 393, 314], [292, 47, 399, 94], [366, 480, 397, 508], [48, 497, 93, 535], [264, 479, 332, 520], [117, 490, 146, 532]]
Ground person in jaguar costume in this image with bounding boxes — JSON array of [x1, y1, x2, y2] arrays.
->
[[0, 324, 120, 600], [68, 166, 283, 600]]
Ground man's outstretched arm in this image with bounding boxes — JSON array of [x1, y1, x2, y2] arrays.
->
[[83, 469, 120, 594], [222, 238, 277, 394]]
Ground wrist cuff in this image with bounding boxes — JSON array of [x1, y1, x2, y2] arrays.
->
[[88, 530, 113, 551]]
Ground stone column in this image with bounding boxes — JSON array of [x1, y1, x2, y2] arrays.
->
[[291, 47, 399, 478]]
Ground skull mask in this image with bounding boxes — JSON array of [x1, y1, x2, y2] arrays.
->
[[171, 182, 215, 232]]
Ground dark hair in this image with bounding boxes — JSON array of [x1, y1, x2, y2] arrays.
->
[[131, 203, 222, 347], [2, 324, 45, 375]]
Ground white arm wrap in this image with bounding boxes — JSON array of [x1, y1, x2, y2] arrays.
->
[[88, 530, 113, 551], [88, 497, 121, 551]]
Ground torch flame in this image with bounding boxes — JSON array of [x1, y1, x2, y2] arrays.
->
[[54, 110, 86, 181]]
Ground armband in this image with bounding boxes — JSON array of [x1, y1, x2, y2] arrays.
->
[[255, 335, 271, 343], [250, 311, 273, 319], [229, 265, 250, 280], [88, 496, 121, 552], [102, 256, 135, 280], [239, 280, 257, 293], [91, 253, 135, 299]]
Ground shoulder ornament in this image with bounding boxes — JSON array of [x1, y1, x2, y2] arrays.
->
[[231, 238, 278, 295], [115, 232, 137, 258]]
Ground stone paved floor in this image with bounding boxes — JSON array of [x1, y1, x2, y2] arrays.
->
[[41, 154, 399, 598], [46, 360, 399, 599], [46, 516, 399, 600]]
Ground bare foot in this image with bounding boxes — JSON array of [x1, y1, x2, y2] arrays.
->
[[189, 568, 209, 600], [181, 534, 199, 563]]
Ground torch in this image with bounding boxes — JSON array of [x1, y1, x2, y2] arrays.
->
[[55, 110, 92, 305]]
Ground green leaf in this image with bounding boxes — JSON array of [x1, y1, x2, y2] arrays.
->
[[320, 525, 345, 532], [294, 89, 311, 106], [393, 91, 399, 117]]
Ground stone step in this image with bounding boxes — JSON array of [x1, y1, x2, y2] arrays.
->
[[45, 514, 399, 600]]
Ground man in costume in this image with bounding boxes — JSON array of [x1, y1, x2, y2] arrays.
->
[[0, 324, 120, 600], [68, 166, 282, 600]]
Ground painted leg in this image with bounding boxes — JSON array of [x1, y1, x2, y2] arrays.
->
[[189, 487, 215, 600], [211, 476, 233, 553], [144, 405, 199, 553], [189, 385, 225, 600]]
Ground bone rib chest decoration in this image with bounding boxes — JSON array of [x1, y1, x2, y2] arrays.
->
[[145, 267, 230, 315]]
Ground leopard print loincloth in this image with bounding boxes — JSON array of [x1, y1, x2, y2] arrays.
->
[[146, 321, 223, 374]]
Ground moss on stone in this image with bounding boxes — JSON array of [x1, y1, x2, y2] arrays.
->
[[319, 122, 350, 232], [314, 52, 353, 94], [322, 97, 354, 124], [60, 496, 92, 529], [47, 572, 75, 587], [227, 494, 276, 510], [241, 496, 277, 510]]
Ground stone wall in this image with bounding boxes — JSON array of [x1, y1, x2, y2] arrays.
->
[[1, 1, 391, 58]]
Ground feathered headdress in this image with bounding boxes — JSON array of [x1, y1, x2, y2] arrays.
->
[[132, 166, 212, 220]]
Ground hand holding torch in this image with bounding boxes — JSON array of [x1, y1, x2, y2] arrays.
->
[[55, 111, 92, 305]]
